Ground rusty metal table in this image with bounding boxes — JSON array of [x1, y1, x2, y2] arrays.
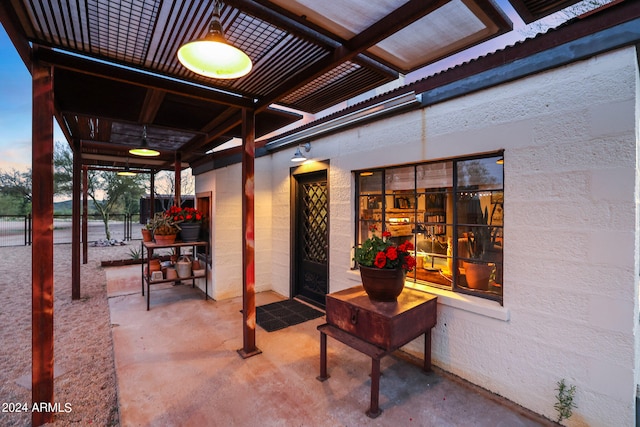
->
[[317, 286, 437, 418]]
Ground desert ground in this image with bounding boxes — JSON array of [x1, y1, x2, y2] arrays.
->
[[0, 242, 134, 426]]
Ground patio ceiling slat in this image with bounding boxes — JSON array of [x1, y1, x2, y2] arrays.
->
[[1, 0, 586, 170]]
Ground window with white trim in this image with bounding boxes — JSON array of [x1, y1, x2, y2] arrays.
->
[[355, 153, 504, 303]]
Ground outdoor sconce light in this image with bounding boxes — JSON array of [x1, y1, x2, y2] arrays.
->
[[129, 125, 160, 157], [117, 159, 137, 176], [177, 0, 252, 79], [291, 142, 311, 163], [496, 157, 504, 165]]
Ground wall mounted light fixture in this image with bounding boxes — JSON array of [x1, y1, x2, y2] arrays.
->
[[129, 125, 160, 157], [177, 0, 252, 79], [291, 142, 311, 162]]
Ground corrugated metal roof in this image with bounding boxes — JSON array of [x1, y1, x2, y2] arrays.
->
[[0, 0, 585, 171]]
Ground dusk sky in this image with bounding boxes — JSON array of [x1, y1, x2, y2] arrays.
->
[[0, 0, 593, 173]]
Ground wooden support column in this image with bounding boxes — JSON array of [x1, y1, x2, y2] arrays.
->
[[174, 153, 181, 207], [150, 170, 155, 218], [31, 58, 55, 426], [238, 108, 261, 358], [71, 140, 81, 299], [82, 166, 88, 264]]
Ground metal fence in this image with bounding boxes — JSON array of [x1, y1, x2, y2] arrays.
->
[[0, 214, 140, 246]]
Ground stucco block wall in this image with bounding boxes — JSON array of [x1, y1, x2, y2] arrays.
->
[[200, 46, 638, 425], [270, 159, 293, 298], [196, 159, 275, 300]]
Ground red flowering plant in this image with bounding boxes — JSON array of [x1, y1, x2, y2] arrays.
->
[[165, 205, 204, 224], [354, 225, 416, 272]]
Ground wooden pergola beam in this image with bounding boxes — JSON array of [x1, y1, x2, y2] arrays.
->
[[174, 153, 181, 207], [72, 140, 81, 299], [31, 57, 55, 426], [238, 108, 261, 359], [82, 166, 88, 264]]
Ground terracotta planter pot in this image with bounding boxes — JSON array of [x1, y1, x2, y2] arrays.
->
[[149, 259, 161, 273], [165, 268, 178, 280], [462, 261, 493, 290], [154, 234, 177, 245], [141, 228, 153, 242], [359, 266, 406, 302]]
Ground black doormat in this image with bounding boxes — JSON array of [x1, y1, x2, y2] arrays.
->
[[256, 299, 324, 332]]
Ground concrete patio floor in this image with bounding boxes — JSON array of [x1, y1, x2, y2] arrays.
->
[[106, 265, 553, 426]]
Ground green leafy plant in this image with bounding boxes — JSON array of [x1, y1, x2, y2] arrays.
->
[[554, 379, 577, 422], [466, 206, 497, 260], [128, 247, 141, 260], [148, 212, 181, 235], [354, 225, 416, 272]]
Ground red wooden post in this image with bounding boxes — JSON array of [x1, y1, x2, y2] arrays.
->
[[238, 108, 261, 358], [150, 170, 155, 218], [82, 165, 88, 264], [72, 139, 81, 299], [174, 152, 181, 207], [31, 57, 55, 426]]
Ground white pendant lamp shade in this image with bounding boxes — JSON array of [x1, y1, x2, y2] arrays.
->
[[177, 2, 252, 79]]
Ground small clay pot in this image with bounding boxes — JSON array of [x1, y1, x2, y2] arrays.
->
[[165, 268, 178, 280], [141, 228, 153, 242], [149, 259, 161, 273]]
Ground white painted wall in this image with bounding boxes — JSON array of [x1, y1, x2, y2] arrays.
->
[[200, 46, 639, 426]]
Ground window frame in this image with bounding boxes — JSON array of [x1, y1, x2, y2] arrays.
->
[[354, 151, 504, 304]]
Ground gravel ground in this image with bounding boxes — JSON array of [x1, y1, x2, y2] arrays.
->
[[0, 242, 135, 426]]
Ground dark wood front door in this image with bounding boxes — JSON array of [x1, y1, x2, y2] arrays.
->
[[293, 170, 328, 308]]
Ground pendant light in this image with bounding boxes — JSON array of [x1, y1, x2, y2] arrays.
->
[[177, 0, 252, 79], [117, 158, 137, 176], [129, 125, 160, 157]]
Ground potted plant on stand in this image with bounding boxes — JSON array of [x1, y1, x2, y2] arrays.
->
[[354, 225, 416, 301], [141, 222, 153, 242], [149, 212, 180, 245], [166, 205, 204, 242], [462, 206, 498, 291]]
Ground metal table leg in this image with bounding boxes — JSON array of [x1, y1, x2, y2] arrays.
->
[[366, 357, 382, 418], [317, 331, 329, 381]]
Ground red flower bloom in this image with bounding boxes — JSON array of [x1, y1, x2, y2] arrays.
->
[[386, 246, 398, 260], [374, 251, 387, 268], [164, 206, 204, 224], [404, 255, 416, 271], [354, 230, 416, 273]]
